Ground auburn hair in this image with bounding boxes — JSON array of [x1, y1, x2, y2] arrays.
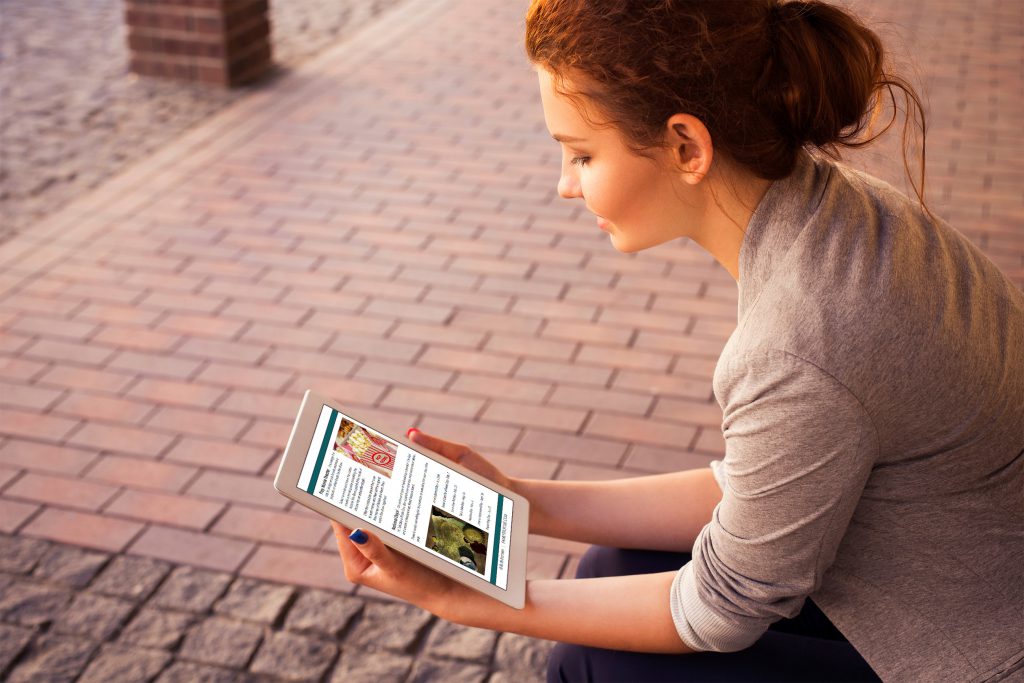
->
[[525, 0, 926, 203]]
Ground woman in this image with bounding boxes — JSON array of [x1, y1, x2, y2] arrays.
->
[[332, 1, 1024, 680]]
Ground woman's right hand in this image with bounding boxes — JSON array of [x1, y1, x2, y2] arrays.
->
[[406, 428, 516, 492]]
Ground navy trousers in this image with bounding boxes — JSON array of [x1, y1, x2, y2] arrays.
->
[[547, 546, 881, 682]]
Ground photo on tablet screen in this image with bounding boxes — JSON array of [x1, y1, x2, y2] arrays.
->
[[426, 505, 489, 577], [335, 417, 397, 479]]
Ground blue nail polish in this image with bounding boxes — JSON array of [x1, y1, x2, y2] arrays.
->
[[349, 529, 368, 545]]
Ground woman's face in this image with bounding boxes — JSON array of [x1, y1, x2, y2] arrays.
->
[[537, 68, 694, 253]]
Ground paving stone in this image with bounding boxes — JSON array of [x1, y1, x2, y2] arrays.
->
[[51, 591, 136, 640], [0, 623, 35, 673], [0, 535, 50, 574], [119, 607, 197, 650], [91, 555, 172, 601], [31, 544, 110, 588], [407, 657, 489, 683], [179, 616, 263, 668], [329, 650, 413, 683], [248, 630, 338, 681], [345, 601, 434, 653], [151, 566, 232, 613], [0, 580, 73, 627], [156, 661, 240, 683], [6, 633, 98, 683], [493, 633, 555, 680], [424, 620, 499, 664], [77, 643, 171, 683], [213, 577, 295, 624], [283, 588, 363, 637]]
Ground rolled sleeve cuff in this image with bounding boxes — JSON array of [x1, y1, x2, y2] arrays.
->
[[670, 562, 768, 653]]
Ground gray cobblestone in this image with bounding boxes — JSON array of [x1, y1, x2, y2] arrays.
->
[[408, 657, 489, 683], [179, 616, 263, 669], [345, 602, 433, 653], [6, 633, 98, 683], [248, 630, 338, 681], [156, 661, 241, 683], [0, 623, 35, 673], [51, 591, 136, 640], [493, 633, 555, 680], [31, 544, 109, 588], [152, 566, 232, 613], [77, 643, 171, 683], [424, 620, 499, 664], [0, 536, 49, 574], [0, 581, 73, 627], [119, 607, 197, 650], [213, 577, 294, 624], [284, 588, 363, 637], [329, 650, 413, 683], [91, 555, 172, 601]]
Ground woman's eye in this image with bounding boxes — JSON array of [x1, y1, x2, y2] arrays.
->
[[570, 156, 590, 167]]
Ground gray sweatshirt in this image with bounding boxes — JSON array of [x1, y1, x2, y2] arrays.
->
[[669, 151, 1024, 682]]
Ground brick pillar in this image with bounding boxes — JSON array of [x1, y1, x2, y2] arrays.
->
[[125, 0, 273, 88]]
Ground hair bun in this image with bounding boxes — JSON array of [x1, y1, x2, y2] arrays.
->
[[758, 0, 884, 149]]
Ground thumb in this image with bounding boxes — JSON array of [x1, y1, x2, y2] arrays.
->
[[348, 528, 399, 573], [407, 429, 471, 464]]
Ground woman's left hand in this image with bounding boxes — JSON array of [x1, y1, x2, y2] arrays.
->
[[330, 521, 463, 617]]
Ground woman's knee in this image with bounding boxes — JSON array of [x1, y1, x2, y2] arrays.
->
[[574, 545, 620, 579], [547, 642, 587, 683]]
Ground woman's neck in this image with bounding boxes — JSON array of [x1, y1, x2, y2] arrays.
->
[[689, 168, 772, 282]]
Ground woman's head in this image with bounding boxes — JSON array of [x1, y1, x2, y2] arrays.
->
[[526, 0, 925, 207]]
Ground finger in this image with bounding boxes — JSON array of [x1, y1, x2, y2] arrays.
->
[[331, 521, 370, 576], [407, 429, 471, 464], [348, 527, 400, 574]]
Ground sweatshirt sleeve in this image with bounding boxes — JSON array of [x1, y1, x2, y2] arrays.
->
[[670, 350, 878, 652]]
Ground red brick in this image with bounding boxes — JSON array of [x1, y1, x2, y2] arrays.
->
[[651, 397, 723, 428], [23, 338, 116, 366], [511, 298, 598, 322], [0, 356, 47, 383], [262, 348, 358, 376], [108, 350, 205, 380], [195, 362, 294, 392], [0, 498, 39, 533], [177, 338, 269, 364], [382, 387, 484, 419], [549, 385, 653, 416], [486, 333, 576, 362], [8, 314, 99, 341], [634, 331, 726, 359], [541, 320, 633, 346], [141, 291, 227, 315], [212, 504, 328, 548], [106, 489, 225, 529], [423, 287, 511, 313], [218, 389, 297, 421], [67, 422, 175, 458], [584, 413, 698, 450], [328, 333, 422, 363], [159, 313, 246, 339], [418, 347, 517, 376], [623, 444, 717, 474], [612, 370, 713, 402], [288, 375, 385, 409], [0, 379, 64, 412], [146, 406, 250, 440], [449, 310, 543, 335], [86, 454, 197, 492], [576, 344, 673, 372], [415, 416, 520, 453], [0, 333, 32, 355], [244, 322, 332, 350], [128, 377, 226, 409], [693, 426, 726, 456], [186, 470, 287, 510], [516, 429, 626, 466], [515, 359, 613, 387], [563, 284, 652, 308], [164, 436, 276, 473], [355, 360, 455, 391], [92, 326, 182, 353], [0, 407, 80, 443], [482, 401, 587, 433], [52, 392, 156, 425], [23, 508, 144, 552], [303, 311, 392, 336], [36, 364, 137, 394], [239, 421, 291, 455], [129, 525, 253, 572], [241, 544, 354, 592], [0, 464, 19, 489], [450, 373, 551, 403], [220, 301, 309, 325], [6, 472, 119, 511], [0, 440, 97, 475]]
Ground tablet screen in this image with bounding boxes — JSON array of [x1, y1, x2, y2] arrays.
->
[[296, 404, 514, 590]]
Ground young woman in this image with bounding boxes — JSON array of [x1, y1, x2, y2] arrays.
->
[[332, 1, 1024, 680]]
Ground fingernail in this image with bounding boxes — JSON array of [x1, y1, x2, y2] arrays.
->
[[349, 529, 368, 545], [406, 428, 418, 439]]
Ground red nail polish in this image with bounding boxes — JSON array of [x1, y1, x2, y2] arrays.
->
[[406, 428, 417, 438]]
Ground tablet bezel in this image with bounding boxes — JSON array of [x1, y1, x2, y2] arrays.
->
[[273, 389, 529, 609]]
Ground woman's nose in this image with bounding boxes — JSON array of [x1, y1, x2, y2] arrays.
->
[[557, 171, 582, 200]]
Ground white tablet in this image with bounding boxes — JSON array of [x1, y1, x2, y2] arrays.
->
[[273, 390, 529, 609]]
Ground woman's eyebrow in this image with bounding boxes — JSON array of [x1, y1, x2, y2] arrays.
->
[[552, 133, 587, 143]]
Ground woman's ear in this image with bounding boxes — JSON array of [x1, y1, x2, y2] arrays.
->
[[664, 113, 713, 184]]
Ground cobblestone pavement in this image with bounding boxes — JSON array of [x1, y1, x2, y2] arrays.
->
[[0, 0, 1021, 681], [0, 0, 406, 243], [0, 532, 551, 682]]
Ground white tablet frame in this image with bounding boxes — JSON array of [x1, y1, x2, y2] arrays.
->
[[273, 390, 529, 609]]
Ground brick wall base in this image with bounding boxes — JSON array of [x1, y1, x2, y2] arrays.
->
[[125, 0, 273, 88]]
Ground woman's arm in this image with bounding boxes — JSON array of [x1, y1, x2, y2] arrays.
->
[[514, 468, 723, 552]]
